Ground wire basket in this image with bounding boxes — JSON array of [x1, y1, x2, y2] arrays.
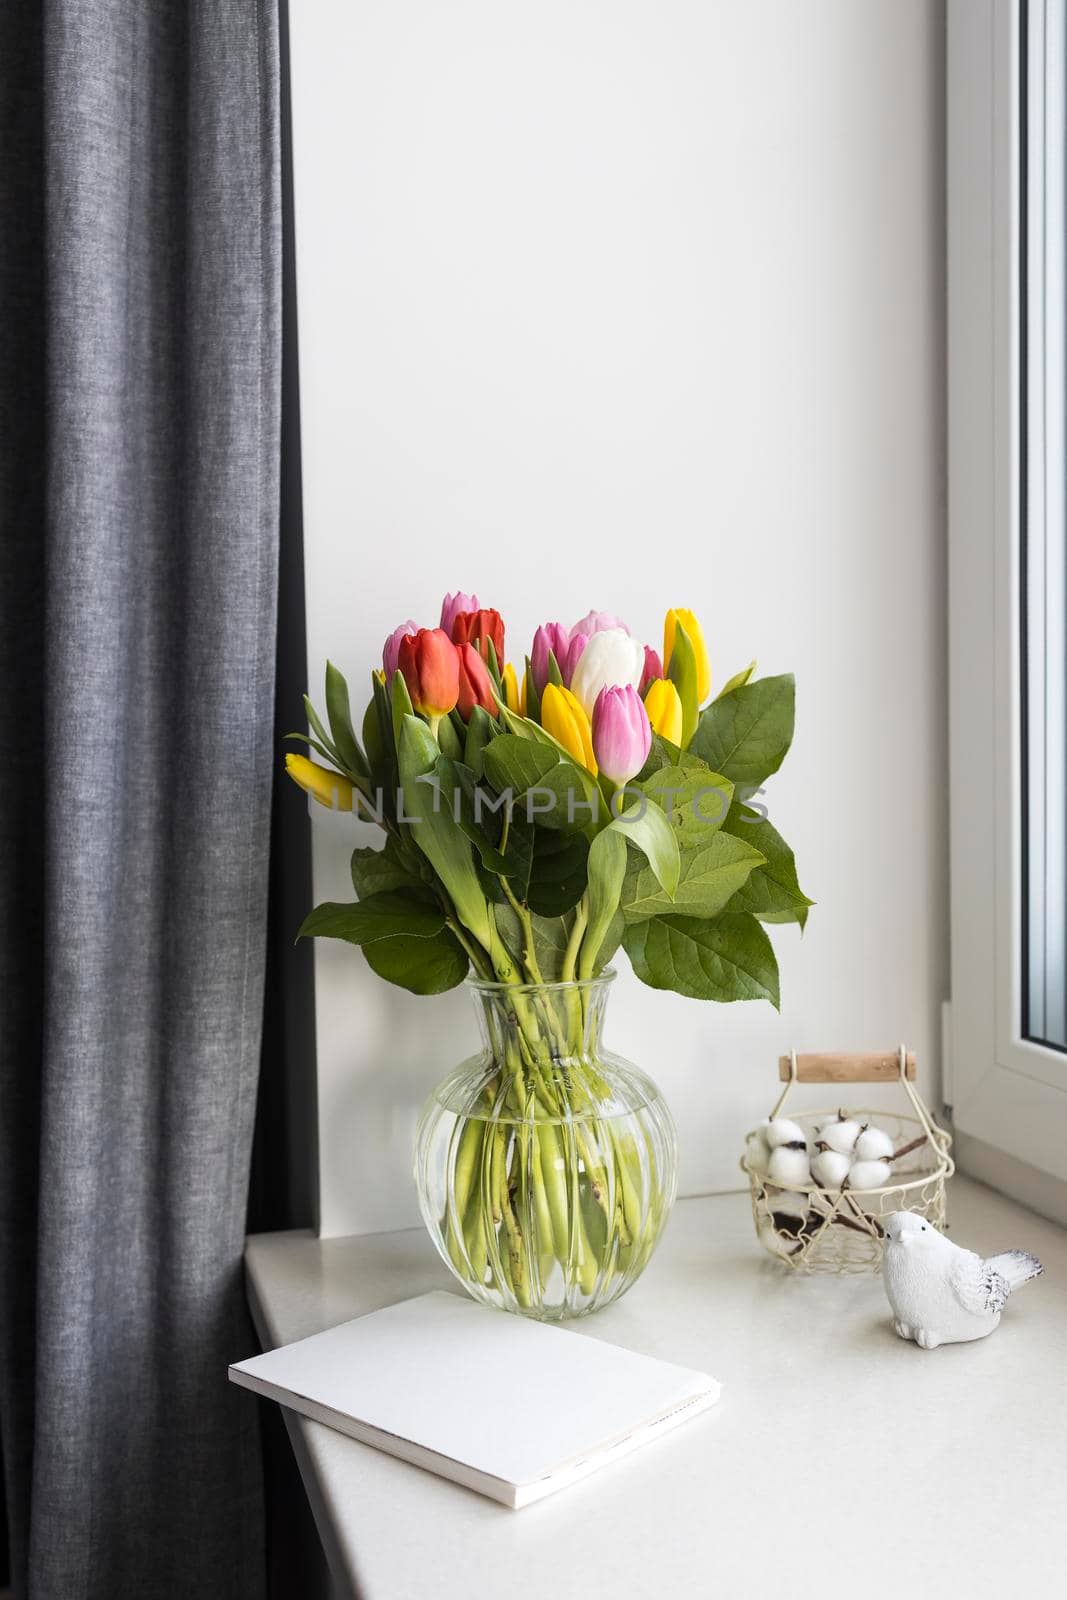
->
[[741, 1047, 954, 1274]]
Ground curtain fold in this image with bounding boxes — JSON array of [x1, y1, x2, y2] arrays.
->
[[0, 2, 281, 1595]]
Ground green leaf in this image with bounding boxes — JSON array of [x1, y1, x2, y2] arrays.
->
[[325, 661, 369, 778], [635, 764, 733, 849], [391, 669, 415, 751], [526, 831, 589, 917], [689, 674, 795, 787], [351, 838, 427, 899], [623, 912, 780, 1006], [580, 800, 680, 974], [297, 891, 445, 945], [524, 654, 541, 722], [437, 714, 463, 760], [482, 734, 600, 832], [721, 803, 813, 928], [285, 731, 345, 766], [716, 660, 756, 699], [666, 620, 700, 747], [362, 927, 469, 993], [592, 909, 626, 973], [622, 831, 765, 922], [398, 715, 493, 951], [361, 695, 385, 776]]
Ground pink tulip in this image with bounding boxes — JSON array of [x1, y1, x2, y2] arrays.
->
[[640, 645, 663, 695], [383, 620, 418, 679], [531, 622, 570, 693], [591, 684, 652, 787], [562, 631, 588, 685], [571, 609, 630, 639], [439, 591, 480, 635]]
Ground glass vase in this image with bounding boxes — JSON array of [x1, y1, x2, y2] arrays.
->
[[414, 971, 678, 1321]]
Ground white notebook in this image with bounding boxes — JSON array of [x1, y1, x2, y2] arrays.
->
[[230, 1290, 719, 1508]]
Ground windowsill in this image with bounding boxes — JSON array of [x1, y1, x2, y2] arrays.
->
[[245, 1177, 1066, 1600]]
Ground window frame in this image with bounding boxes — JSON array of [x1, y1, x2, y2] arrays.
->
[[947, 0, 1067, 1187]]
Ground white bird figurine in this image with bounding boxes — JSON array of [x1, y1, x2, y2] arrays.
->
[[882, 1211, 1043, 1349]]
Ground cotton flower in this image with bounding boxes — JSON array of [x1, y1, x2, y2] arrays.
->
[[745, 1127, 770, 1175], [811, 1148, 851, 1188], [570, 628, 645, 716], [853, 1125, 894, 1162], [848, 1159, 892, 1190], [767, 1144, 810, 1187], [591, 685, 651, 786], [765, 1117, 807, 1149], [816, 1114, 863, 1156]]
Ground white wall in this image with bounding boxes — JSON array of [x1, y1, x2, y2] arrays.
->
[[289, 0, 948, 1238]]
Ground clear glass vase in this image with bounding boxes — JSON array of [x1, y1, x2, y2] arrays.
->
[[414, 971, 678, 1321]]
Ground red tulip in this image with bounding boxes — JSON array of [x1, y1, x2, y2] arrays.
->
[[397, 628, 460, 718], [456, 643, 497, 721], [451, 607, 505, 667]]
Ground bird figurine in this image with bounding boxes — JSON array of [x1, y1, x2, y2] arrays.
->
[[882, 1211, 1043, 1349]]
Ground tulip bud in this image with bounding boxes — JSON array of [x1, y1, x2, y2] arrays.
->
[[639, 645, 663, 695], [397, 628, 461, 720], [439, 591, 480, 635], [502, 661, 521, 714], [285, 753, 355, 811], [531, 622, 569, 693], [541, 683, 597, 774], [562, 631, 588, 686], [382, 620, 418, 680], [569, 628, 646, 716], [571, 609, 630, 638], [664, 608, 711, 702], [451, 607, 505, 668], [643, 678, 683, 746], [456, 642, 497, 722], [591, 685, 652, 787]]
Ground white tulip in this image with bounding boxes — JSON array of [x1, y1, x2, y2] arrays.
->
[[569, 628, 645, 716]]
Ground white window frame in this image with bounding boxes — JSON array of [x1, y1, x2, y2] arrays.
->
[[948, 0, 1067, 1195]]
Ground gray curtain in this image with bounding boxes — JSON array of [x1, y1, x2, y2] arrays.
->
[[0, 2, 280, 1596]]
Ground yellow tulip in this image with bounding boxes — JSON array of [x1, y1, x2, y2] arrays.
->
[[663, 608, 711, 702], [541, 683, 598, 775], [644, 678, 683, 746], [285, 753, 354, 811], [502, 661, 521, 714]]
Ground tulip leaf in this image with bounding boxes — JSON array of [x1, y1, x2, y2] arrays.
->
[[492, 904, 571, 981], [297, 891, 445, 945], [484, 636, 502, 689], [623, 911, 780, 1006], [689, 674, 795, 787], [325, 661, 370, 779], [621, 831, 765, 923], [720, 802, 814, 929], [524, 654, 541, 722], [634, 764, 733, 848], [481, 735, 600, 832], [303, 695, 339, 762], [464, 705, 495, 778], [398, 715, 493, 952], [716, 660, 756, 699], [437, 714, 463, 760], [361, 697, 385, 777], [580, 800, 680, 975], [362, 927, 469, 994], [391, 669, 415, 751], [285, 731, 345, 767], [546, 650, 565, 689], [666, 621, 700, 748]]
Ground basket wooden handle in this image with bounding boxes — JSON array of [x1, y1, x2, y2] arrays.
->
[[777, 1051, 916, 1084]]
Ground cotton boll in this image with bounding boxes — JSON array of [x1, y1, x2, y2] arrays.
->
[[767, 1144, 811, 1187], [848, 1158, 892, 1190], [816, 1115, 863, 1156], [765, 1117, 807, 1149], [758, 1216, 797, 1259], [811, 1148, 852, 1189], [744, 1128, 770, 1174], [853, 1125, 895, 1162]]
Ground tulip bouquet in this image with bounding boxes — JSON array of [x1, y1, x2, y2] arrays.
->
[[287, 595, 810, 1316]]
